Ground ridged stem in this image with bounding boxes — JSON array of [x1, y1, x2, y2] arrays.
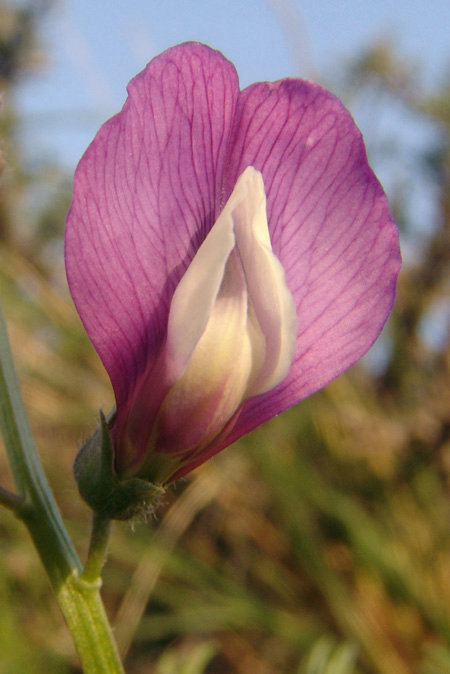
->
[[0, 302, 123, 673]]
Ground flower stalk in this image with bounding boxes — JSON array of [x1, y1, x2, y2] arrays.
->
[[82, 514, 113, 584], [0, 301, 123, 673]]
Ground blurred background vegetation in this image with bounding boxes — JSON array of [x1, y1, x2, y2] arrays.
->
[[0, 1, 449, 673]]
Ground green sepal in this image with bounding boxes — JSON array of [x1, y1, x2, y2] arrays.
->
[[74, 412, 164, 520]]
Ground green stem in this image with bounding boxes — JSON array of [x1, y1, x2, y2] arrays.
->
[[82, 515, 112, 584], [0, 302, 124, 673], [0, 484, 24, 511]]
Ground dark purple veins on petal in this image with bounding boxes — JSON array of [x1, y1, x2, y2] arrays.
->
[[65, 43, 401, 467]]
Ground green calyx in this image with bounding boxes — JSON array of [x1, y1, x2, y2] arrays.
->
[[74, 413, 165, 521]]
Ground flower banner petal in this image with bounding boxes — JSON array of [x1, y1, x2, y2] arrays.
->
[[220, 78, 401, 444], [65, 43, 240, 409]]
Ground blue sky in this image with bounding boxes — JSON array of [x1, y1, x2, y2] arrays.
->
[[15, 0, 449, 170]]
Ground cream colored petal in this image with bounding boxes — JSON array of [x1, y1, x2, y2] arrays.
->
[[161, 166, 297, 460], [232, 167, 297, 395], [166, 167, 254, 380], [156, 250, 252, 454]]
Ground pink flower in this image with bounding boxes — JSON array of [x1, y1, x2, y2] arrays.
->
[[66, 43, 400, 497]]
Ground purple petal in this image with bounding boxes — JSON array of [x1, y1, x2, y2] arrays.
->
[[66, 44, 401, 486], [221, 79, 401, 445], [65, 43, 239, 409]]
